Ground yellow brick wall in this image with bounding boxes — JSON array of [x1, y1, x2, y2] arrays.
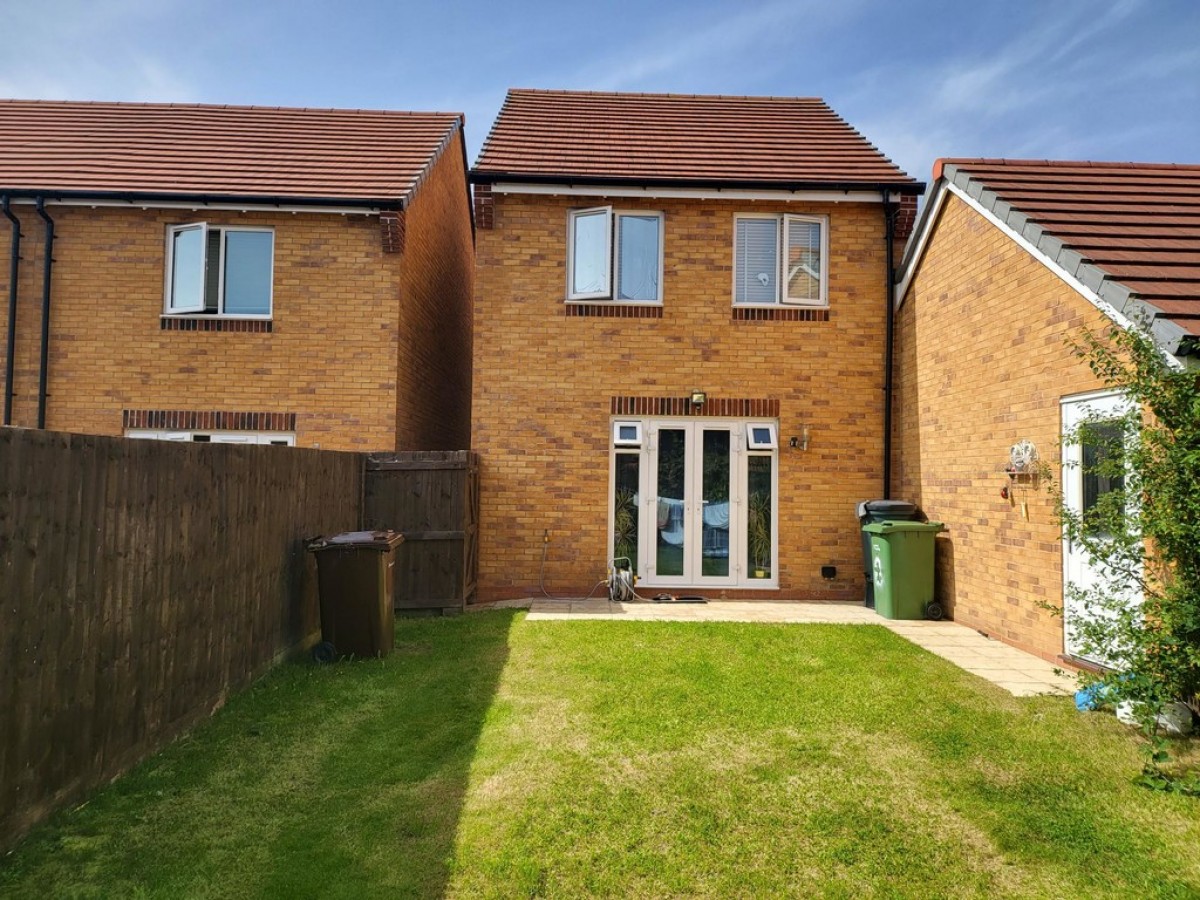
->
[[395, 129, 475, 450], [0, 143, 473, 451], [472, 193, 894, 601], [894, 192, 1115, 662]]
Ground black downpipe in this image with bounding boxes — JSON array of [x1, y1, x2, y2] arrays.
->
[[1, 196, 19, 426], [882, 194, 898, 500], [35, 198, 54, 430]]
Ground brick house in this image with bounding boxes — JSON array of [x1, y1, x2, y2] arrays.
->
[[470, 89, 923, 602], [894, 159, 1200, 663], [0, 100, 474, 451]]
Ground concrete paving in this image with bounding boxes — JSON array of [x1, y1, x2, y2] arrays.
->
[[506, 597, 1077, 697]]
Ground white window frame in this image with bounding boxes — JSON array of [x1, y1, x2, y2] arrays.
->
[[746, 422, 778, 451], [566, 207, 664, 304], [126, 429, 295, 446], [165, 222, 208, 314], [732, 213, 829, 308], [612, 420, 643, 447], [164, 223, 275, 319], [567, 206, 613, 300]]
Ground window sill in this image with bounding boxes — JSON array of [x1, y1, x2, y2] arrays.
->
[[565, 303, 662, 319], [732, 306, 829, 322], [161, 316, 273, 333]]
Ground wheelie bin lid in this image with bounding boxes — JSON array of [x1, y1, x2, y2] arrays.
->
[[307, 530, 404, 551], [856, 499, 921, 520], [863, 521, 944, 534]]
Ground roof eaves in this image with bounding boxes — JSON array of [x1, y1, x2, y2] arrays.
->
[[468, 169, 925, 194], [937, 162, 1197, 361], [0, 187, 404, 209]]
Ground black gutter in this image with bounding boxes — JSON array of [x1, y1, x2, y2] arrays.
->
[[34, 199, 53, 430], [1, 196, 19, 426], [882, 194, 898, 500], [0, 188, 405, 211], [469, 170, 927, 195]]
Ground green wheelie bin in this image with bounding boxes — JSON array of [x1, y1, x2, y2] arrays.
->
[[863, 521, 945, 620]]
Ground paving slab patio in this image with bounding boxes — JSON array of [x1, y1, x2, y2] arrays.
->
[[512, 598, 1078, 697]]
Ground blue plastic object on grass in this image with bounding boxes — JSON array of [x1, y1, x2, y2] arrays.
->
[[1074, 676, 1131, 711], [1075, 684, 1106, 711]]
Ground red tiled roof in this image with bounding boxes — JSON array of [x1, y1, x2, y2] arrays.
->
[[0, 100, 464, 205], [936, 158, 1200, 346], [472, 89, 919, 190]]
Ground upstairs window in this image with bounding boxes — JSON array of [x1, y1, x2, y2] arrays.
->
[[166, 224, 274, 317], [733, 214, 827, 307], [567, 207, 663, 303]]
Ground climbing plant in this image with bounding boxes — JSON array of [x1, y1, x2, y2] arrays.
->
[[1056, 319, 1200, 792]]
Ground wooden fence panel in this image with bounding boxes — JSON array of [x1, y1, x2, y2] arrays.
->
[[362, 451, 479, 611], [0, 428, 362, 850]]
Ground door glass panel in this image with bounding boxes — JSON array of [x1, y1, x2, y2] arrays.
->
[[747, 455, 773, 578], [613, 453, 640, 571], [1081, 420, 1125, 537], [656, 428, 686, 576], [701, 430, 730, 576]]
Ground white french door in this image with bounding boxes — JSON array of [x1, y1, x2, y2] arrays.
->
[[647, 422, 737, 587], [1061, 391, 1138, 664], [610, 419, 777, 589]]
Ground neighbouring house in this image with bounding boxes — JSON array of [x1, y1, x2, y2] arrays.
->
[[894, 159, 1200, 664], [470, 89, 923, 601], [0, 100, 474, 451]]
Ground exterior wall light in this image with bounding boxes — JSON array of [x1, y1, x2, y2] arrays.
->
[[690, 390, 707, 406]]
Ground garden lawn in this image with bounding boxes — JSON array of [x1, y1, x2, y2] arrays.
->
[[2, 611, 1198, 899]]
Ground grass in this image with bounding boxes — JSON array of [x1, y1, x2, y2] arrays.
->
[[2, 612, 1199, 898]]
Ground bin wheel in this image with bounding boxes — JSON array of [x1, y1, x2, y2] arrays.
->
[[925, 602, 945, 622], [312, 641, 337, 664]]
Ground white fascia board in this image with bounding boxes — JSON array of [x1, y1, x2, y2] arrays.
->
[[491, 181, 899, 204], [893, 181, 949, 304], [896, 181, 1183, 371], [8, 197, 380, 216]]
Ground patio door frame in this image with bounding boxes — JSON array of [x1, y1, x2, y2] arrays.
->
[[608, 417, 779, 590], [645, 420, 738, 589]]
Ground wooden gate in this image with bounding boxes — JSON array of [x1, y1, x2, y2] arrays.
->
[[363, 451, 479, 612]]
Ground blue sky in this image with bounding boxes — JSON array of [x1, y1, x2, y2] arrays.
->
[[1, 0, 1196, 183]]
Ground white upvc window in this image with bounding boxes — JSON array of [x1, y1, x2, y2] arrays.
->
[[567, 207, 663, 303], [746, 422, 778, 451], [613, 420, 643, 447], [732, 213, 828, 307], [126, 429, 295, 446], [165, 224, 275, 317]]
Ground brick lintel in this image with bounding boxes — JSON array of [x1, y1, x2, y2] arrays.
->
[[122, 409, 298, 432], [610, 396, 780, 418]]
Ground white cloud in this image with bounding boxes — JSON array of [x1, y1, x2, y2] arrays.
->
[[568, 0, 867, 92], [842, 0, 1197, 183], [0, 0, 196, 102]]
